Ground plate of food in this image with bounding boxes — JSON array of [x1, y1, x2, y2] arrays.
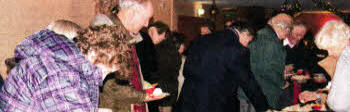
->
[[291, 75, 309, 84]]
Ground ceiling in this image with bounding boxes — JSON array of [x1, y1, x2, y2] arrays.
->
[[179, 0, 350, 10]]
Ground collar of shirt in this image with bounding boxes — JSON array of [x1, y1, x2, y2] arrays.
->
[[283, 38, 295, 48]]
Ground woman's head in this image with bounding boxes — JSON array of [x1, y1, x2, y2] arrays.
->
[[75, 25, 131, 79], [172, 32, 186, 54], [148, 21, 169, 44], [315, 20, 350, 52], [47, 20, 81, 40]]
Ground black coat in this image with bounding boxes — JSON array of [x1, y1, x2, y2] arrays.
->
[[174, 30, 269, 112], [136, 32, 181, 106], [136, 32, 158, 82]]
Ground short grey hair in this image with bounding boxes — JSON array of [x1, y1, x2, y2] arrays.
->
[[268, 13, 293, 30], [47, 20, 81, 40], [118, 0, 147, 13]]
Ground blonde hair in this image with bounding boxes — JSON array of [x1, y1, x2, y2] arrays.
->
[[47, 20, 81, 40], [315, 20, 350, 50]]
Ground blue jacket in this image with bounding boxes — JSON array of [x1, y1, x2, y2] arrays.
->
[[175, 30, 269, 112]]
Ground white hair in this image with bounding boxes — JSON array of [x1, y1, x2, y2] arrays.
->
[[268, 13, 293, 29], [90, 14, 115, 26], [118, 0, 146, 13], [315, 20, 350, 50], [47, 20, 81, 40]]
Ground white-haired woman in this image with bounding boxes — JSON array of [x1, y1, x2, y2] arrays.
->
[[315, 20, 350, 111], [296, 13, 350, 111]]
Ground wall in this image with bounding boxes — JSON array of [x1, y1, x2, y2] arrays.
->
[[151, 0, 176, 31]]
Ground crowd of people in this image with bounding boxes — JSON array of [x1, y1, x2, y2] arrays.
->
[[0, 0, 349, 112]]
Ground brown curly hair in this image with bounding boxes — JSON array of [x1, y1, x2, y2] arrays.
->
[[75, 25, 134, 80]]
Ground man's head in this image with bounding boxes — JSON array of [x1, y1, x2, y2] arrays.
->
[[47, 20, 81, 40], [148, 21, 169, 44], [289, 23, 307, 46], [200, 23, 213, 36], [117, 0, 154, 34], [224, 20, 233, 29], [268, 13, 293, 40], [230, 22, 255, 47]]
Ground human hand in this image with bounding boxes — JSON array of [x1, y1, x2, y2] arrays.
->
[[282, 82, 290, 89], [299, 91, 317, 103], [144, 92, 169, 102], [284, 64, 294, 74]]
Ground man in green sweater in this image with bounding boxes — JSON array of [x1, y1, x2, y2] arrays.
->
[[249, 13, 293, 109]]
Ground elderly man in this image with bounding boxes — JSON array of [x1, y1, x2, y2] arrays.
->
[[279, 23, 308, 108], [249, 13, 293, 109], [97, 0, 158, 112], [285, 23, 307, 49], [284, 23, 308, 70], [175, 22, 270, 112]]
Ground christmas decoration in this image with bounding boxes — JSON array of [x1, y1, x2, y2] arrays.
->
[[312, 0, 349, 24], [281, 0, 302, 15], [209, 0, 219, 16], [312, 0, 341, 15]]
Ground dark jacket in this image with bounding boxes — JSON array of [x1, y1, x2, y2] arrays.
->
[[285, 42, 306, 68], [136, 33, 181, 106], [153, 37, 181, 106], [136, 32, 158, 83], [175, 30, 269, 112], [249, 25, 286, 109]]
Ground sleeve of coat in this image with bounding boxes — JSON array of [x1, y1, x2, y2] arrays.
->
[[227, 49, 270, 111], [99, 79, 146, 107]]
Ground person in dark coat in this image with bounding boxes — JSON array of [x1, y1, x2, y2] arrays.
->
[[174, 22, 270, 112], [137, 21, 181, 112], [249, 13, 293, 109], [284, 22, 308, 70], [279, 22, 308, 108]]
